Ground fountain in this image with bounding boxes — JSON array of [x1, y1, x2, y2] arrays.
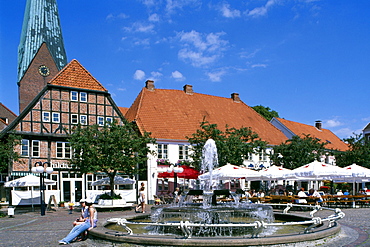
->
[[91, 139, 345, 246]]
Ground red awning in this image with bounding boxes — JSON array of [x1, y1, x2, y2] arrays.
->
[[157, 165, 199, 179]]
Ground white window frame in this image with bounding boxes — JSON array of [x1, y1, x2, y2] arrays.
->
[[32, 140, 40, 157], [80, 115, 87, 125], [157, 144, 168, 159], [42, 111, 50, 122], [52, 112, 60, 123], [80, 92, 87, 102], [21, 139, 29, 156], [97, 116, 104, 126], [56, 142, 71, 159], [71, 91, 78, 101], [71, 114, 78, 124], [179, 145, 189, 160], [106, 117, 113, 124]]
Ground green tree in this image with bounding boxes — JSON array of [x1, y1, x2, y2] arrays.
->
[[0, 133, 21, 173], [335, 134, 370, 168], [187, 121, 267, 170], [68, 121, 155, 197], [270, 134, 327, 169], [252, 105, 279, 121]]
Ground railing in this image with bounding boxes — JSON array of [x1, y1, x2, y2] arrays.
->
[[107, 204, 345, 239], [241, 195, 370, 208]]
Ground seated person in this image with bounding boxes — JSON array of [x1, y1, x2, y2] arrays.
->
[[59, 200, 97, 245], [73, 199, 88, 226], [296, 188, 307, 204]]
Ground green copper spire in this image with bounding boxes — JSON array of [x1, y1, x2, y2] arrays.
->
[[18, 0, 67, 83]]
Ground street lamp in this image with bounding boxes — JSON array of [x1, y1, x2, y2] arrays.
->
[[167, 164, 184, 190], [31, 162, 53, 216]]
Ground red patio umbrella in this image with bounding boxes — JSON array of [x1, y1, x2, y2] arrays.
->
[[157, 165, 199, 179]]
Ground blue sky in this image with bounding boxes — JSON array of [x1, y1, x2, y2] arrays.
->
[[1, 0, 370, 139]]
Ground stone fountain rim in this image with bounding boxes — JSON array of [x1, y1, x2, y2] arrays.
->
[[90, 212, 341, 246]]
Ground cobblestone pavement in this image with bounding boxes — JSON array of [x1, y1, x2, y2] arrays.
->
[[0, 206, 369, 247]]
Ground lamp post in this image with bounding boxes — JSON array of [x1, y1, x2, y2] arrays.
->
[[167, 164, 184, 190], [32, 162, 53, 216]]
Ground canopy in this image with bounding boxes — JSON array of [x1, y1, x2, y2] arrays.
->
[[259, 165, 293, 180], [344, 163, 370, 178], [287, 160, 351, 179], [199, 164, 260, 180], [4, 174, 56, 187], [91, 176, 135, 186], [157, 165, 199, 179]]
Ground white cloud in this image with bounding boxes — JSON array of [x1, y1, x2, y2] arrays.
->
[[240, 49, 261, 59], [178, 49, 218, 67], [133, 70, 146, 80], [218, 3, 241, 18], [247, 0, 277, 18], [361, 116, 370, 122], [149, 13, 160, 22], [251, 63, 267, 68], [106, 13, 129, 20], [324, 119, 342, 128], [165, 0, 200, 15], [171, 70, 185, 81], [333, 128, 359, 139], [124, 22, 155, 33], [177, 30, 228, 67], [149, 71, 163, 81], [206, 70, 226, 82], [134, 38, 150, 46]]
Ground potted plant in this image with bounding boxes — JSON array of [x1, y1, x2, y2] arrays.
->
[[58, 201, 65, 207], [97, 193, 125, 206]]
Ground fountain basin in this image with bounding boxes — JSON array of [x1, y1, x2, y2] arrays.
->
[[90, 205, 343, 246], [90, 205, 344, 246]]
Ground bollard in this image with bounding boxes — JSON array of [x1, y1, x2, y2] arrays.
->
[[8, 206, 15, 218]]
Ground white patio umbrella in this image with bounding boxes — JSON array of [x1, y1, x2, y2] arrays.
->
[[334, 164, 370, 195], [199, 163, 261, 180], [4, 174, 57, 187], [288, 160, 351, 179], [344, 163, 370, 178], [286, 160, 351, 190], [259, 165, 292, 180], [4, 174, 57, 209], [91, 176, 135, 186], [259, 165, 293, 191]]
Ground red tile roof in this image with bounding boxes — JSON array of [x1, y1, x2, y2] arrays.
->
[[125, 86, 288, 145], [118, 107, 129, 116], [275, 118, 348, 151], [48, 59, 107, 92]]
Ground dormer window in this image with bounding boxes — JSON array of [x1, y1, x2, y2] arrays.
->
[[0, 117, 8, 124]]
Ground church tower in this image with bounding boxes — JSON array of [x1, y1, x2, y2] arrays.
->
[[18, 0, 67, 113]]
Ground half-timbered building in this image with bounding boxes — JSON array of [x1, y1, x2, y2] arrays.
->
[[1, 59, 131, 204]]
